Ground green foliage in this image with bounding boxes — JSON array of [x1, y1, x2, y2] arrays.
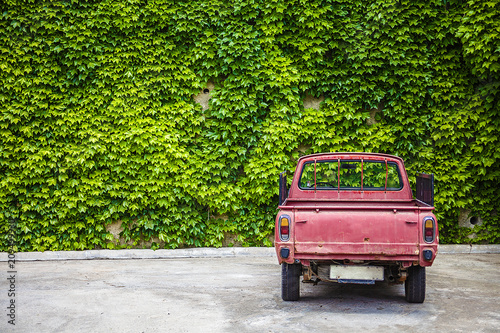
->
[[1, 0, 499, 250]]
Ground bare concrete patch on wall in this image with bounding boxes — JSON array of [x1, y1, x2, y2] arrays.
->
[[293, 144, 313, 159], [193, 81, 215, 111], [366, 104, 384, 125], [303, 94, 324, 110], [106, 220, 124, 240], [458, 209, 483, 228], [105, 220, 161, 248]]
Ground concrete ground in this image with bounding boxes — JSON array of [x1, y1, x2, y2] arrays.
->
[[1, 248, 500, 332]]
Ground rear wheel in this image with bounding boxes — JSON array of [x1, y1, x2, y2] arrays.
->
[[281, 263, 301, 301], [405, 265, 426, 303]]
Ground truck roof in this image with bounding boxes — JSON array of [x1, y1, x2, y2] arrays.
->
[[297, 152, 404, 163], [289, 152, 412, 202]]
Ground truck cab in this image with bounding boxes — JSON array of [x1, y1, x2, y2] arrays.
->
[[275, 152, 438, 303]]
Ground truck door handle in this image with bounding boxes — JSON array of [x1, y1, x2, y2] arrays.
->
[[405, 220, 418, 224], [296, 220, 307, 223]]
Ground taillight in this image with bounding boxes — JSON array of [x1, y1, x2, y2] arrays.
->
[[423, 216, 435, 243], [279, 215, 290, 241]]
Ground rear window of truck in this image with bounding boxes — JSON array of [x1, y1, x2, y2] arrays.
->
[[299, 160, 402, 191]]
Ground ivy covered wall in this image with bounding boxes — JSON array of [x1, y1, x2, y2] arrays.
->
[[1, 0, 499, 251]]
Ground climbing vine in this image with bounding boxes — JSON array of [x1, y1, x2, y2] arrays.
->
[[1, 0, 499, 251]]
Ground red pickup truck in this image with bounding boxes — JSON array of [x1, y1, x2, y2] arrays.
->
[[275, 152, 438, 303]]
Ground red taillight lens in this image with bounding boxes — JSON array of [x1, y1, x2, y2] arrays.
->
[[424, 217, 435, 243], [279, 216, 290, 241], [281, 226, 289, 235]]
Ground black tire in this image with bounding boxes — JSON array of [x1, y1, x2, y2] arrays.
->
[[405, 265, 426, 303], [281, 263, 301, 301]]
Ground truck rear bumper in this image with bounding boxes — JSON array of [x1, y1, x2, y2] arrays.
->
[[294, 242, 420, 256], [276, 242, 438, 266], [293, 253, 419, 263]]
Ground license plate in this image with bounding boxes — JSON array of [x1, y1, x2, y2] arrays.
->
[[329, 265, 384, 281]]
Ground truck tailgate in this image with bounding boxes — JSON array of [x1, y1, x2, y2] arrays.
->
[[294, 208, 420, 256]]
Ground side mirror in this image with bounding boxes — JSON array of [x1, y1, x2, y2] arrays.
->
[[416, 173, 434, 206], [279, 172, 288, 206]]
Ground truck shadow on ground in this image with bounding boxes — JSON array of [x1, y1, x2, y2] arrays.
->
[[293, 281, 410, 311], [263, 281, 434, 332]]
